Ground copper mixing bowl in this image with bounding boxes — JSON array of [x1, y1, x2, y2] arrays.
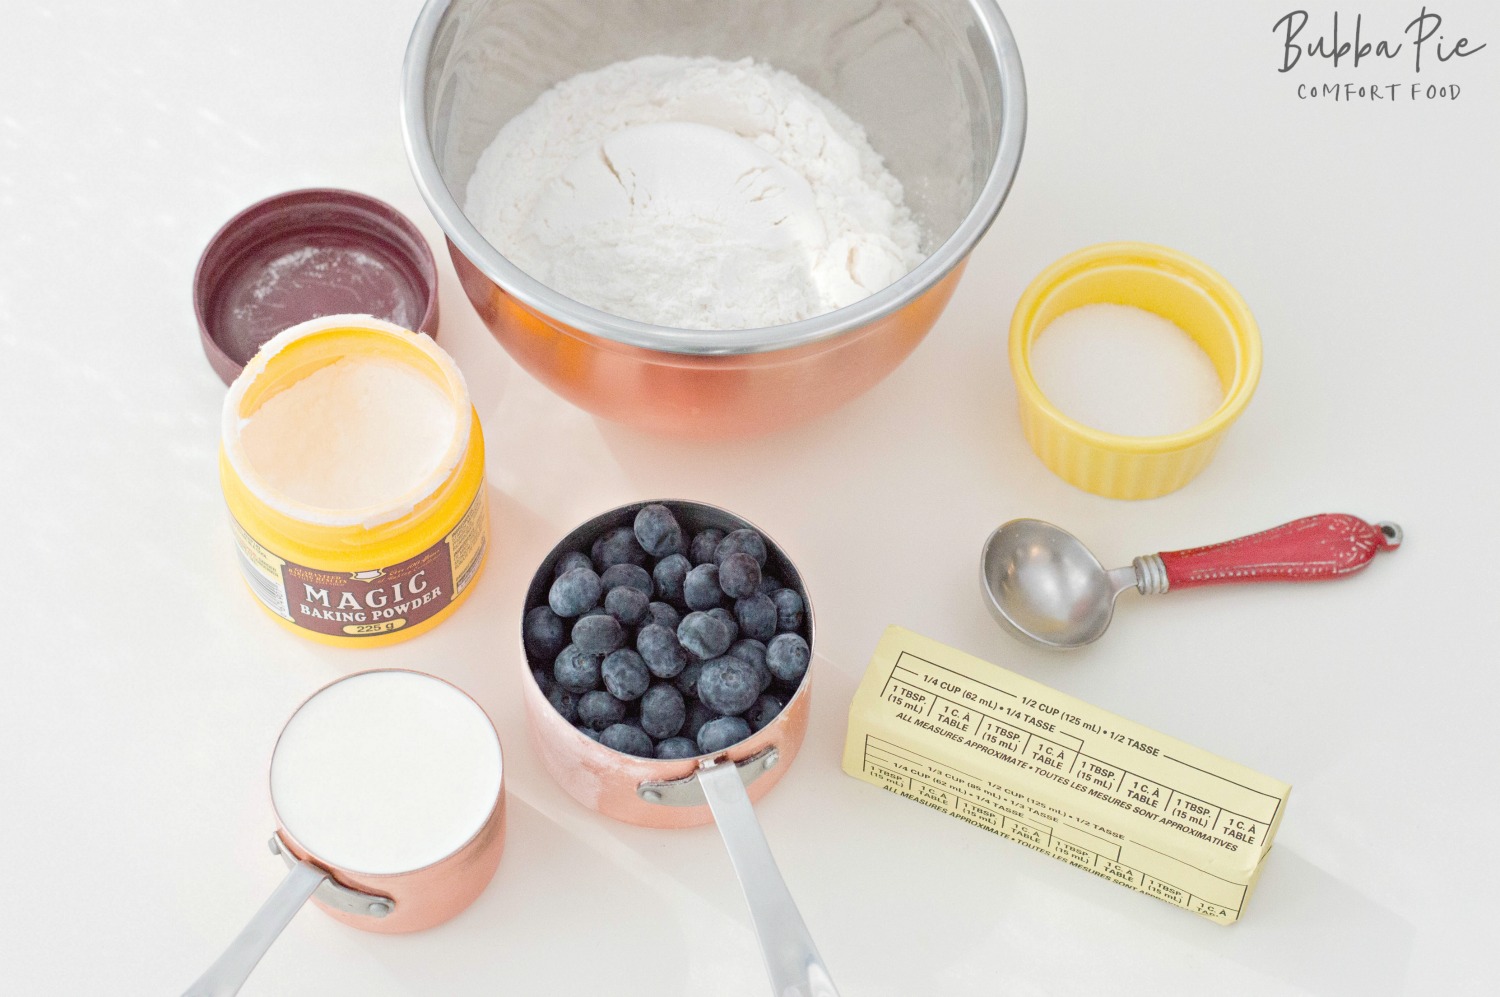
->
[[401, 0, 1026, 438]]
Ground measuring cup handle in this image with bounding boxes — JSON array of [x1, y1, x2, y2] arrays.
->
[[1153, 514, 1401, 592], [697, 759, 841, 997], [181, 859, 326, 997]]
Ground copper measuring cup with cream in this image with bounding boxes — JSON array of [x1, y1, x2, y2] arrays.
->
[[183, 670, 506, 995], [522, 501, 838, 997]]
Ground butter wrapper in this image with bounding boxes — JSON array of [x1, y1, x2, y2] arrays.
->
[[842, 627, 1290, 924]]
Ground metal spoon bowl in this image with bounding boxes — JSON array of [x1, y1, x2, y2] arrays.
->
[[980, 519, 1138, 649]]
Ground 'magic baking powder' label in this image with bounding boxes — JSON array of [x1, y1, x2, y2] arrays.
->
[[231, 491, 488, 638]]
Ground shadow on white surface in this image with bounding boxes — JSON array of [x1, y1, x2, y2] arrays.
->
[[225, 793, 759, 996], [1206, 847, 1414, 996]]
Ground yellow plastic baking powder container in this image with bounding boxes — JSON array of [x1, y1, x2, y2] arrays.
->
[[220, 315, 488, 646], [1009, 242, 1262, 500]]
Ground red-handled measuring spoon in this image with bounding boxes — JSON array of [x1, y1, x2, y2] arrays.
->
[[980, 514, 1402, 649]]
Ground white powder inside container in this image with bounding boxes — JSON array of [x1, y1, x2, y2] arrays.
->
[[238, 356, 457, 511], [464, 55, 925, 330], [271, 671, 502, 875], [1030, 304, 1225, 437]]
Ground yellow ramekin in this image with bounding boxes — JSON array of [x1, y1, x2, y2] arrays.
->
[[220, 315, 489, 647], [1008, 242, 1262, 500]]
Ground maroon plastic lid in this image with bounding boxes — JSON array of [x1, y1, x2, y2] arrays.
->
[[193, 188, 440, 385]]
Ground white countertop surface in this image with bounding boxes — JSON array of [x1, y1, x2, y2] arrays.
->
[[3, 1, 1497, 994]]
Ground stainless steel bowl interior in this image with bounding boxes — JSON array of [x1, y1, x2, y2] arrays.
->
[[403, 0, 1026, 354]]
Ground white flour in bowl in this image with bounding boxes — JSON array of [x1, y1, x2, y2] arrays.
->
[[464, 56, 924, 330]]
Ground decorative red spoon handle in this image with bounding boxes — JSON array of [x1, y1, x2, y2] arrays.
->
[[1155, 514, 1401, 591]]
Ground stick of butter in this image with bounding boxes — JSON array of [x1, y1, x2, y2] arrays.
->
[[842, 627, 1290, 924]]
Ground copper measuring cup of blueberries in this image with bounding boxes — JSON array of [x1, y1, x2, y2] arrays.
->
[[522, 501, 838, 997], [183, 670, 507, 996]]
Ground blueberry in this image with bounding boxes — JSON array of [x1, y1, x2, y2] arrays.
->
[[600, 723, 654, 757], [698, 656, 762, 715], [634, 504, 685, 558], [554, 550, 593, 579], [727, 638, 767, 669], [524, 606, 569, 662], [715, 529, 767, 567], [682, 699, 716, 740], [771, 589, 805, 633], [767, 633, 811, 684], [655, 736, 700, 760], [706, 607, 739, 645], [675, 659, 706, 699], [602, 649, 651, 701], [697, 716, 752, 754], [577, 690, 629, 731], [757, 573, 784, 596], [601, 563, 653, 595], [727, 641, 772, 692], [733, 594, 777, 642], [553, 645, 601, 693], [572, 613, 626, 656], [683, 564, 723, 611], [646, 601, 681, 631], [592, 527, 648, 570], [549, 567, 602, 618], [639, 684, 687, 739], [547, 685, 580, 724], [718, 551, 761, 599], [756, 662, 773, 692], [652, 554, 691, 605], [576, 725, 602, 742], [690, 528, 725, 566], [677, 611, 732, 659], [605, 586, 650, 626], [531, 666, 554, 695], [746, 694, 784, 732], [637, 623, 689, 679]]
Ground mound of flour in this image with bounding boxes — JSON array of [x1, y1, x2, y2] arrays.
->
[[464, 56, 924, 330]]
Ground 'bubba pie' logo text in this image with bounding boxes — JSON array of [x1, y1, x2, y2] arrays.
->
[[1273, 6, 1486, 102]]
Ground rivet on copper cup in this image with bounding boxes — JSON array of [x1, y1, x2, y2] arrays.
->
[[182, 670, 505, 995]]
